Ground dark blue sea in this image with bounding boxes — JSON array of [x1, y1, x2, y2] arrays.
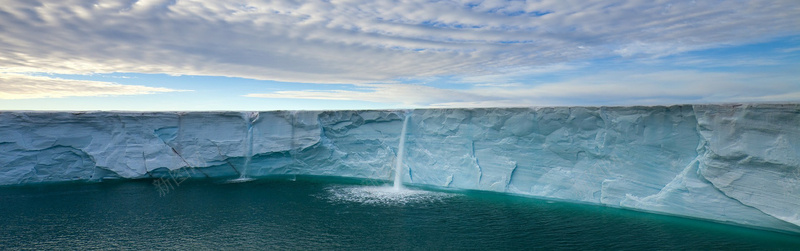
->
[[2, 177, 799, 250]]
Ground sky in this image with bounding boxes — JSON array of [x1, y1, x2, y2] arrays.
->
[[1, 0, 799, 111]]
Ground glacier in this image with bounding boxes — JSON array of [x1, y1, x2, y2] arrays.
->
[[1, 104, 799, 233]]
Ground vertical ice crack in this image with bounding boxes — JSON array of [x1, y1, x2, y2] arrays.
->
[[142, 151, 154, 178], [506, 161, 518, 192], [290, 111, 297, 163], [472, 140, 483, 185]]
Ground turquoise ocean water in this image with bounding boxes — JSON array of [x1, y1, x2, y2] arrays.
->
[[2, 177, 799, 250]]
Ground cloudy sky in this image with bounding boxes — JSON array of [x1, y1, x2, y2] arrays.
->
[[1, 0, 799, 111]]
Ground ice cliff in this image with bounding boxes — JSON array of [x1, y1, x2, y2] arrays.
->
[[1, 104, 799, 233]]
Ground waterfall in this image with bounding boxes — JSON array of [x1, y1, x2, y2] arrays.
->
[[234, 112, 259, 182], [393, 114, 410, 190]]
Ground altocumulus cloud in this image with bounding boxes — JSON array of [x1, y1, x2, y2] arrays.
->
[[247, 70, 800, 107], [0, 73, 188, 99], [2, 0, 799, 82], [1, 0, 799, 106]]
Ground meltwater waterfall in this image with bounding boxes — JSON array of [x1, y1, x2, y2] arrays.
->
[[393, 114, 410, 190], [233, 112, 259, 182]]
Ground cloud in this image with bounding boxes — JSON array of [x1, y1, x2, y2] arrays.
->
[[780, 47, 800, 53], [1, 0, 798, 84], [457, 63, 581, 85], [245, 84, 490, 105], [247, 70, 800, 107], [0, 73, 188, 99]]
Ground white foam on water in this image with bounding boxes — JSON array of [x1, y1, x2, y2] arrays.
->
[[226, 177, 255, 183], [324, 185, 457, 206]]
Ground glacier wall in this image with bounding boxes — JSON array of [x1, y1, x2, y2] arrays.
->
[[1, 104, 799, 233]]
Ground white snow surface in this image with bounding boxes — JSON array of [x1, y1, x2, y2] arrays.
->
[[1, 104, 799, 233]]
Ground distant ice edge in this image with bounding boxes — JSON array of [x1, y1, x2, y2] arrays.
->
[[1, 104, 798, 233]]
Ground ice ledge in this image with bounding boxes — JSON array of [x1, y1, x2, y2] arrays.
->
[[693, 104, 800, 228], [1, 104, 799, 233]]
